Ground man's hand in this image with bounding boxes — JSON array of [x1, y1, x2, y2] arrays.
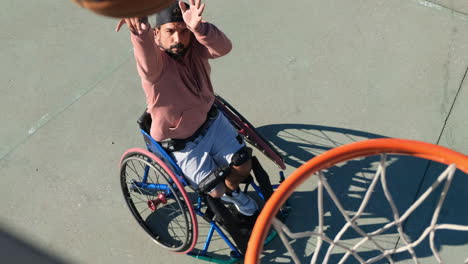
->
[[115, 17, 149, 34], [179, 0, 205, 32]]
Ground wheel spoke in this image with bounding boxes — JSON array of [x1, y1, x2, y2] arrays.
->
[[127, 160, 152, 201], [120, 152, 194, 252]]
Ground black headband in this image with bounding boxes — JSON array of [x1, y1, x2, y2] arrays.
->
[[155, 1, 189, 27]]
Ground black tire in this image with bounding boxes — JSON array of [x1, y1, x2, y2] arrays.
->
[[120, 149, 197, 253]]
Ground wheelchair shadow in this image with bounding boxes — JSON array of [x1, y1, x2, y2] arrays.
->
[[255, 124, 468, 263], [145, 194, 245, 262], [257, 124, 387, 169], [144, 198, 238, 261], [144, 202, 193, 249]]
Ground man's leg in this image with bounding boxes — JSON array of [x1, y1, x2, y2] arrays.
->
[[207, 158, 251, 198], [197, 158, 252, 198], [170, 137, 217, 189], [172, 110, 257, 215], [224, 156, 252, 193], [212, 147, 258, 216], [197, 111, 257, 215]]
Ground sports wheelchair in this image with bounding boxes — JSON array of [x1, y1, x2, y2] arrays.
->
[[119, 94, 287, 263]]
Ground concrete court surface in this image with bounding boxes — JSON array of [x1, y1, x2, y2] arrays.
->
[[1, 0, 468, 263]]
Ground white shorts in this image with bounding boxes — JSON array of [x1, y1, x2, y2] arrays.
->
[[171, 111, 246, 187]]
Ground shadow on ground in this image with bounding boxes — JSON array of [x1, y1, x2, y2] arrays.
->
[[257, 124, 387, 168], [254, 123, 468, 263], [0, 226, 68, 264]]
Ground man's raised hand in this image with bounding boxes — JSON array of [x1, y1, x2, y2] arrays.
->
[[179, 0, 205, 32], [115, 17, 149, 34]]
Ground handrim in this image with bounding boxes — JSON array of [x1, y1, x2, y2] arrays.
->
[[120, 148, 198, 254]]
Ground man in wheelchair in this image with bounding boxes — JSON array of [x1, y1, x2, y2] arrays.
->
[[116, 0, 259, 217]]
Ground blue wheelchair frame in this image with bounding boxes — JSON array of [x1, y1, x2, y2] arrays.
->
[[123, 95, 286, 263]]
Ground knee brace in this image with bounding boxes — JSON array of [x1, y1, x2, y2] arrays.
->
[[197, 166, 231, 194], [231, 147, 252, 166]]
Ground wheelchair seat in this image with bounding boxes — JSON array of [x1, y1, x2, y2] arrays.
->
[[137, 110, 152, 135]]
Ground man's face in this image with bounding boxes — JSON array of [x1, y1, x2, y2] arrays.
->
[[156, 22, 192, 58]]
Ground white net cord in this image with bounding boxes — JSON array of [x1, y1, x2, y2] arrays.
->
[[270, 153, 468, 264]]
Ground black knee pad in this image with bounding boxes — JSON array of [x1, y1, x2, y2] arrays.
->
[[197, 166, 230, 194], [231, 147, 252, 166]]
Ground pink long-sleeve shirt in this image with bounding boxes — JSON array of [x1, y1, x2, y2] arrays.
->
[[131, 22, 232, 141]]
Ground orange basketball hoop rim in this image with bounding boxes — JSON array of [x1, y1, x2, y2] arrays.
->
[[245, 138, 468, 263]]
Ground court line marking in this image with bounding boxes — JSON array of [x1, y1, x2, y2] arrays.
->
[[436, 65, 468, 145], [418, 0, 468, 19], [0, 51, 132, 161]]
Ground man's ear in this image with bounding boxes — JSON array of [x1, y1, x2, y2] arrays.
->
[[154, 28, 161, 45]]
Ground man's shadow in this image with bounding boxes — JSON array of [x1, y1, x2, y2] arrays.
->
[[255, 124, 468, 263]]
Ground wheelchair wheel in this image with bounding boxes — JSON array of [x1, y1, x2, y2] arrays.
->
[[119, 148, 198, 253], [215, 94, 286, 170]]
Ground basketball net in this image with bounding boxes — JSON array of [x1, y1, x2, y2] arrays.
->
[[270, 154, 468, 264]]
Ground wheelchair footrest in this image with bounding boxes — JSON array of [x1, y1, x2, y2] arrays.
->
[[205, 196, 258, 255], [251, 156, 274, 201], [187, 251, 242, 264]]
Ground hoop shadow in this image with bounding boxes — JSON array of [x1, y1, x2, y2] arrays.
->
[[256, 124, 468, 263]]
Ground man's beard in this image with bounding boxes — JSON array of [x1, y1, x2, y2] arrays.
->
[[165, 43, 188, 60]]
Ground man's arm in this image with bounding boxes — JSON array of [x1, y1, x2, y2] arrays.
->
[[192, 22, 232, 59], [116, 17, 164, 83], [131, 28, 164, 83]]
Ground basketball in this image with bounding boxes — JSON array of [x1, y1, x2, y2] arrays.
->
[[73, 0, 177, 18]]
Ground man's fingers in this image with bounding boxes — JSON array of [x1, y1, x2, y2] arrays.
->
[[127, 23, 135, 33], [195, 0, 201, 9], [135, 19, 142, 33], [179, 0, 188, 12], [127, 19, 138, 34], [198, 3, 205, 16], [115, 19, 125, 32], [189, 0, 195, 7], [115, 18, 143, 35]]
